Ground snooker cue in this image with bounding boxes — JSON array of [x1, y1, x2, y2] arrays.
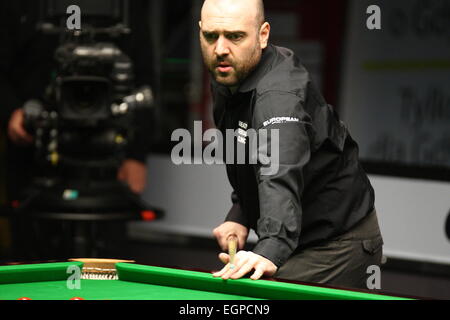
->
[[227, 235, 238, 269]]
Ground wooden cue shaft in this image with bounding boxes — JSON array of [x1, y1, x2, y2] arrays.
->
[[228, 235, 238, 269]]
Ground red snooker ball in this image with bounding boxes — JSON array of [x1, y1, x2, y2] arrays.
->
[[17, 297, 32, 300], [70, 297, 84, 300]]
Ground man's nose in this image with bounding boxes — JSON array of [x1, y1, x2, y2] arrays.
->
[[214, 36, 230, 56]]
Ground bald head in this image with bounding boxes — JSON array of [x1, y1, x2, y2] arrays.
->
[[199, 0, 270, 87], [201, 0, 265, 29]]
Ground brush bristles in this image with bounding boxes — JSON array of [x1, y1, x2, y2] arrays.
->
[[68, 258, 135, 281], [80, 267, 118, 280], [81, 272, 118, 280]]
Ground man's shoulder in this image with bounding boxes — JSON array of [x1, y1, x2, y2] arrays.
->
[[255, 45, 311, 101]]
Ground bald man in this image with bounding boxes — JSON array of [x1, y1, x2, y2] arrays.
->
[[200, 0, 383, 289]]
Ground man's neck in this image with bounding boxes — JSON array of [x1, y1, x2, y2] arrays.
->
[[229, 86, 238, 95]]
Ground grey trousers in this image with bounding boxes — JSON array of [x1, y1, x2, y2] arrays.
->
[[275, 210, 384, 290]]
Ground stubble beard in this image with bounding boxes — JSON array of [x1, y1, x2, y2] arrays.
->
[[205, 43, 262, 87]]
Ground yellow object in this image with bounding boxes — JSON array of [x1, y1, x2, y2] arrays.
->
[[115, 135, 124, 144], [50, 152, 59, 165], [227, 235, 238, 269]]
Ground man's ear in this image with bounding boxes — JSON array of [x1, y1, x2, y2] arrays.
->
[[259, 22, 270, 49], [199, 21, 202, 29]]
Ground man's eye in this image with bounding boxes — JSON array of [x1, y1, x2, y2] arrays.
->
[[204, 33, 218, 41], [227, 34, 242, 41]]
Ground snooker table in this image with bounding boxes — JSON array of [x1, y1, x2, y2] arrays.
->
[[0, 261, 412, 300]]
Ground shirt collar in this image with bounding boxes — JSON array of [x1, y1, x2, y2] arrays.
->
[[238, 44, 275, 93]]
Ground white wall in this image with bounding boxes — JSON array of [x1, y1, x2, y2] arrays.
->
[[129, 155, 450, 266], [370, 175, 450, 264]]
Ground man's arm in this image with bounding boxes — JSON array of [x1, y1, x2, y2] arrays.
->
[[213, 191, 249, 251], [224, 191, 248, 227], [251, 91, 311, 267], [214, 91, 311, 280]]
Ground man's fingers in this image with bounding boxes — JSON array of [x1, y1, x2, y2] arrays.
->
[[213, 251, 278, 281], [238, 236, 246, 250], [220, 238, 228, 251], [129, 180, 145, 194], [230, 256, 259, 279], [212, 263, 229, 278], [212, 228, 227, 251], [17, 127, 33, 142], [250, 267, 265, 280], [212, 253, 232, 277], [220, 252, 249, 280], [8, 109, 32, 144], [218, 252, 229, 264], [212, 222, 248, 252], [8, 125, 33, 145]]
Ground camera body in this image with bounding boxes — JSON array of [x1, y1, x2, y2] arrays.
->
[[20, 0, 155, 213], [25, 40, 153, 170]]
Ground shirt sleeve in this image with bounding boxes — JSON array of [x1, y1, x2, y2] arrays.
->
[[225, 190, 249, 227], [250, 91, 312, 267]]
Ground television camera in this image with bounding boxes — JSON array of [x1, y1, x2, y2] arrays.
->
[[20, 0, 157, 215]]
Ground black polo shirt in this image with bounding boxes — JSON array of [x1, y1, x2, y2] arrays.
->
[[211, 44, 375, 267]]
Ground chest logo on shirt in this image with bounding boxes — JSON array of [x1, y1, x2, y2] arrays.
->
[[263, 117, 300, 127], [237, 121, 248, 144]]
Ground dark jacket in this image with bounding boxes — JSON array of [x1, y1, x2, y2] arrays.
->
[[212, 44, 375, 267]]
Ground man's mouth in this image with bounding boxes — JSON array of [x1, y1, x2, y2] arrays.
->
[[216, 62, 233, 73]]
